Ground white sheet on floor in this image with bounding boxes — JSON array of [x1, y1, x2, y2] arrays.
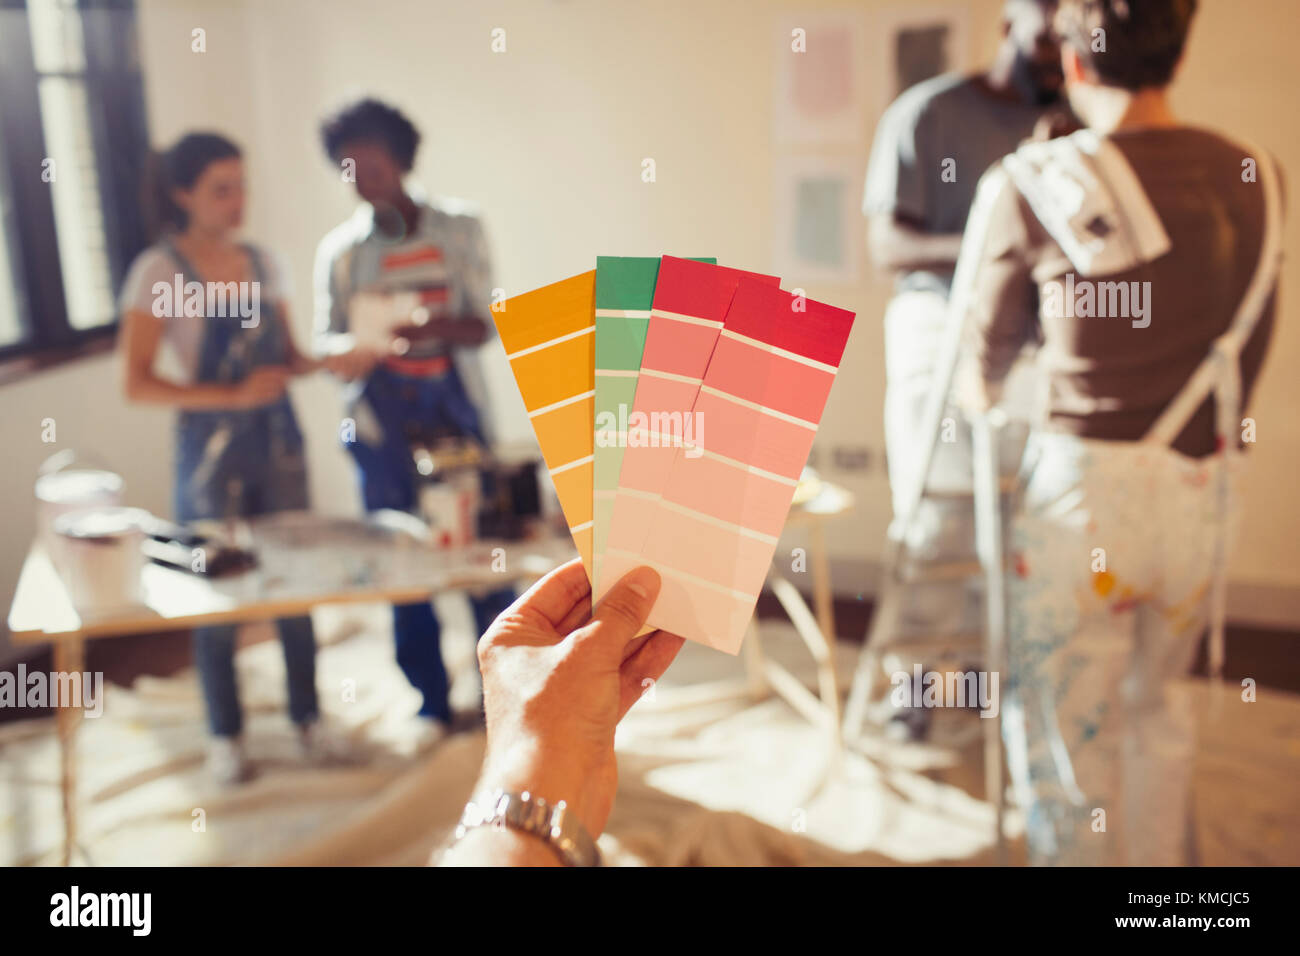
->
[[1, 598, 1295, 866]]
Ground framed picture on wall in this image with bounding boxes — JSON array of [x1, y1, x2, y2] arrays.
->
[[770, 152, 863, 285], [867, 1, 974, 117], [772, 11, 869, 146], [768, 2, 971, 284]]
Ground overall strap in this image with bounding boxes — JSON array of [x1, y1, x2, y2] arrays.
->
[[1143, 143, 1283, 680], [237, 243, 290, 368], [1143, 144, 1283, 450], [161, 236, 240, 384], [162, 236, 202, 284], [242, 241, 268, 285]]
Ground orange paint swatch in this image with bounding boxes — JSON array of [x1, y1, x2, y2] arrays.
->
[[492, 271, 597, 577]]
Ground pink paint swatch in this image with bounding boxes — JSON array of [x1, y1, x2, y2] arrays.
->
[[601, 279, 855, 653], [597, 257, 779, 603]]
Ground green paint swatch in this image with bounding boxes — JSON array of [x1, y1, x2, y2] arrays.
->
[[592, 255, 714, 586]]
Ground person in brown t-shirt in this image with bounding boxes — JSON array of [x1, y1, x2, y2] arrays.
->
[[957, 0, 1283, 865]]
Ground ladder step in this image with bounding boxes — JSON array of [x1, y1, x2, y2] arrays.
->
[[873, 633, 984, 655], [898, 559, 984, 583], [922, 474, 1019, 499]]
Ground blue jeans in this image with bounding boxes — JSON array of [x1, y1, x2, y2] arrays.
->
[[175, 403, 320, 737], [347, 366, 514, 722]]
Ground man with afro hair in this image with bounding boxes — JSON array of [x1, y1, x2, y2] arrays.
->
[[313, 97, 514, 746]]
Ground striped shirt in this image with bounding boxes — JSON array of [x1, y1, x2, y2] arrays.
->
[[313, 194, 499, 442]]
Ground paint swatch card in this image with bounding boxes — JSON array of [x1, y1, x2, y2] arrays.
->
[[491, 271, 596, 576], [601, 279, 855, 653], [597, 256, 781, 602], [591, 257, 659, 588], [591, 255, 715, 587]]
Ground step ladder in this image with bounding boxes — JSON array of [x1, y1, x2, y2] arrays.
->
[[841, 174, 1031, 861], [842, 404, 1024, 863]]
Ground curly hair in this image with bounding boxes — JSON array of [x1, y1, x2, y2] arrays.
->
[[319, 98, 421, 170], [1056, 0, 1198, 90]]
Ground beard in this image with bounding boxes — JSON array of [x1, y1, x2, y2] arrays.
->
[[1011, 49, 1065, 106]]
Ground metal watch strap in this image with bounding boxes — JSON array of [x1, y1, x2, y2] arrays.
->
[[455, 788, 601, 867]]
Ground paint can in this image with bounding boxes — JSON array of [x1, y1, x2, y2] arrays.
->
[[35, 467, 125, 567], [51, 507, 150, 613], [419, 474, 479, 549]]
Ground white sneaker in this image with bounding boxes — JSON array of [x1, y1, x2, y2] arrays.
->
[[207, 736, 252, 785], [297, 720, 362, 766]]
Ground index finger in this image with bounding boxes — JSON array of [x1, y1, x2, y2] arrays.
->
[[505, 557, 592, 629]]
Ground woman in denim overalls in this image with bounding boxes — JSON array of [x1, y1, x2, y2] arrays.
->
[[120, 133, 343, 783]]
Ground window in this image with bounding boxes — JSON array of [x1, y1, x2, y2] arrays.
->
[[0, 0, 149, 364], [0, 147, 25, 347]]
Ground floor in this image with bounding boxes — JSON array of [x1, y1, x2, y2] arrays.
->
[[1, 595, 1297, 866]]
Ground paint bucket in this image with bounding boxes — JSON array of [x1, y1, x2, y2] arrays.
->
[[51, 507, 149, 613], [35, 466, 125, 568], [419, 474, 479, 549]]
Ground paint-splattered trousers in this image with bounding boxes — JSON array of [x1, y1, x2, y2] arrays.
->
[[1003, 430, 1239, 865]]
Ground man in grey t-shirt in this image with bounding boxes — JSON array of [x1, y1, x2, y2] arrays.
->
[[861, 0, 1070, 737], [865, 0, 1068, 296]]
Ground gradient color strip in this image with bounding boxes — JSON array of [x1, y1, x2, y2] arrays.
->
[[602, 279, 855, 653], [597, 256, 781, 602], [492, 270, 596, 577], [592, 255, 715, 586]]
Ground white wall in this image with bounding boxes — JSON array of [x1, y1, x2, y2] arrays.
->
[[4, 0, 1298, 662]]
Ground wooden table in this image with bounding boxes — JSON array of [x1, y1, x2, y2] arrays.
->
[[7, 512, 575, 865], [767, 481, 856, 757]]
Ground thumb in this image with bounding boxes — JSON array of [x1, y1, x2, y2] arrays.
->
[[576, 566, 661, 657]]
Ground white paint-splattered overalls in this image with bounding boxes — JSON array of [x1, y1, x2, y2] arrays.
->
[[986, 136, 1284, 865]]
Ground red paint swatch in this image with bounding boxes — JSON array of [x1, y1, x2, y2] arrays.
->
[[603, 279, 854, 653]]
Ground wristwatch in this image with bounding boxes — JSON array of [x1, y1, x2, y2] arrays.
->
[[454, 788, 601, 867]]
